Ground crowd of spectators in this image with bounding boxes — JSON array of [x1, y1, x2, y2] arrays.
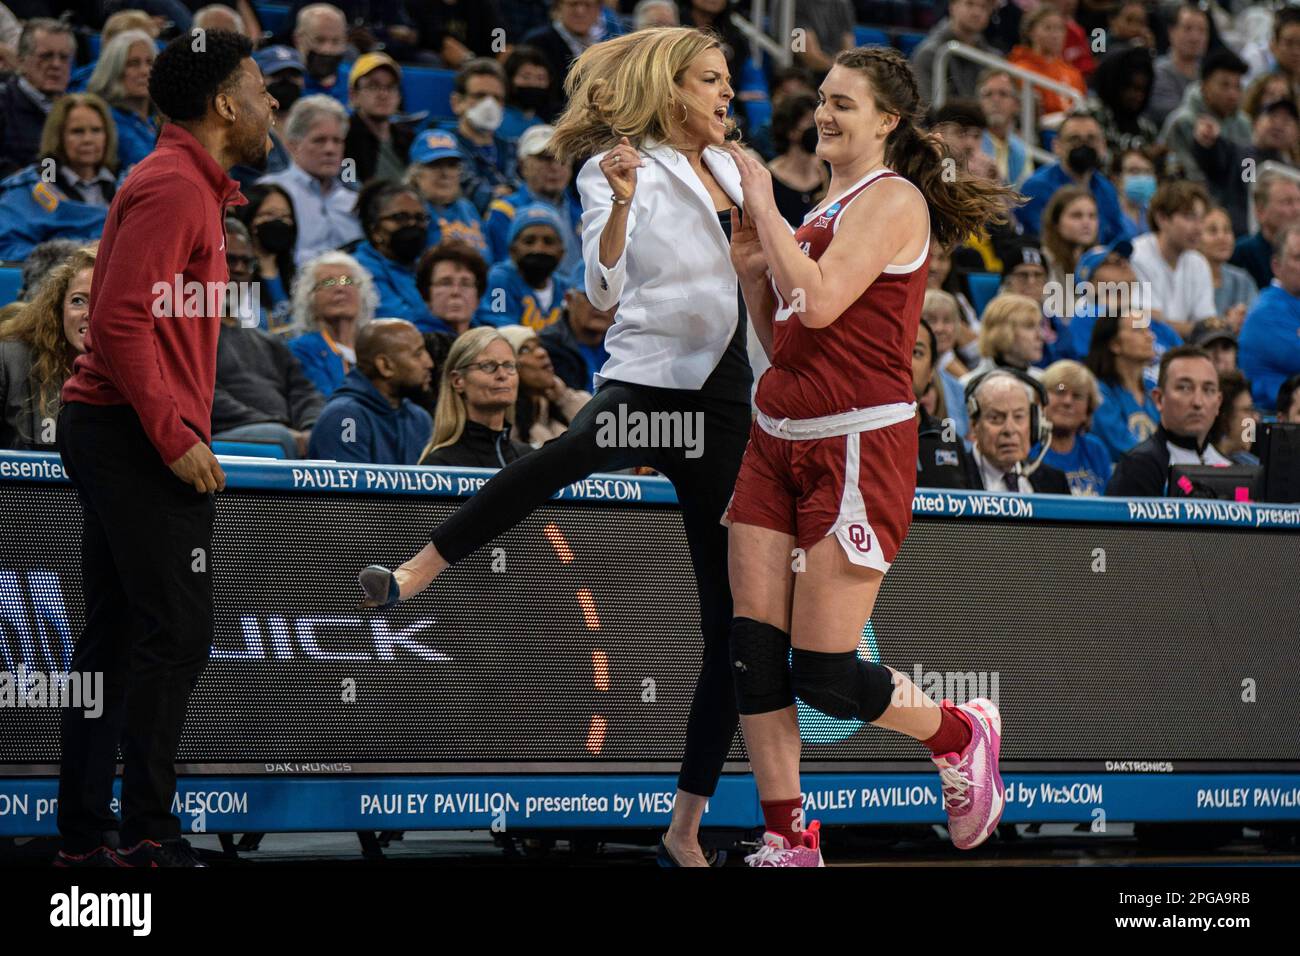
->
[[2, 0, 1300, 499]]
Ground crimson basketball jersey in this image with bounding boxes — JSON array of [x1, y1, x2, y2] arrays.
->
[[755, 168, 930, 420]]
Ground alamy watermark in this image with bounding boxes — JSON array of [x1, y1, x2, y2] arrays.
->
[[893, 663, 999, 709], [151, 274, 261, 327], [0, 666, 103, 716], [594, 404, 704, 459]]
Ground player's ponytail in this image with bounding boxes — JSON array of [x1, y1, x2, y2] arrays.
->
[[835, 47, 1021, 247]]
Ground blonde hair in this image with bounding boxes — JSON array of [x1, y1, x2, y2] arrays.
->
[[1042, 359, 1101, 420], [40, 92, 119, 174], [549, 27, 735, 164], [0, 247, 97, 423], [979, 293, 1041, 358], [423, 327, 515, 457]]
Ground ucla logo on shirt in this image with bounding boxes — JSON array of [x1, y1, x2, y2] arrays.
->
[[812, 201, 842, 229]]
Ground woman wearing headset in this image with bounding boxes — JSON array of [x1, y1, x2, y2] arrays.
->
[[722, 46, 1020, 865], [359, 27, 753, 868]]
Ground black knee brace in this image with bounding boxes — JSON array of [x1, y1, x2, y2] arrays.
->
[[790, 648, 894, 723], [729, 617, 794, 715]]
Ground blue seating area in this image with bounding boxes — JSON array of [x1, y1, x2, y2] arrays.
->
[[0, 267, 22, 308], [401, 67, 456, 120], [255, 3, 291, 38], [967, 272, 1003, 316]]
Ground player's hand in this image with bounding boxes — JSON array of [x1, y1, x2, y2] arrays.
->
[[170, 441, 225, 494], [729, 205, 768, 283], [724, 142, 778, 222], [601, 136, 642, 202]]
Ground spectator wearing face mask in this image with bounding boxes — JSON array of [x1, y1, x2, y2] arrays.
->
[[292, 3, 351, 106], [1114, 147, 1157, 237], [352, 179, 438, 332], [231, 183, 299, 334], [475, 204, 569, 332], [765, 91, 828, 229], [1019, 112, 1132, 245], [484, 124, 581, 271], [424, 58, 520, 215], [500, 46, 556, 140], [308, 318, 433, 465]]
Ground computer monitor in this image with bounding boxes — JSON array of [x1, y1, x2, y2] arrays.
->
[[1256, 421, 1300, 503], [1168, 464, 1261, 501]]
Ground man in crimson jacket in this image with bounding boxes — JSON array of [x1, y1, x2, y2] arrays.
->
[[55, 30, 277, 869]]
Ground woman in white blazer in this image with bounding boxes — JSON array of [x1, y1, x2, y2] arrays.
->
[[360, 28, 756, 867]]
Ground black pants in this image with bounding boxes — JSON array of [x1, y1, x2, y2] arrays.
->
[[433, 382, 751, 797], [56, 402, 215, 851]]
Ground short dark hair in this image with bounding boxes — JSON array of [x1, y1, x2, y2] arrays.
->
[[354, 178, 423, 240], [770, 91, 817, 153], [149, 29, 253, 122], [503, 45, 551, 90], [1058, 110, 1102, 139], [1157, 344, 1215, 391], [929, 98, 987, 131], [1275, 7, 1300, 41], [1277, 372, 1300, 418], [416, 241, 489, 300], [1148, 180, 1210, 233], [1171, 2, 1209, 32], [1201, 47, 1248, 82], [454, 57, 506, 96]]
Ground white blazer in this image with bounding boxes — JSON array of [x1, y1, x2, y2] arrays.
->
[[579, 140, 745, 390]]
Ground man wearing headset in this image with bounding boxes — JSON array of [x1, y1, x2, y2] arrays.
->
[[962, 368, 1072, 493]]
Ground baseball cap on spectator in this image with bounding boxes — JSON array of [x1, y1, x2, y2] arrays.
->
[[1190, 322, 1237, 349], [517, 124, 556, 161], [253, 45, 305, 76], [508, 203, 565, 245], [1075, 237, 1135, 286], [349, 51, 401, 91], [1001, 238, 1046, 278], [1260, 98, 1300, 121], [410, 130, 463, 164]]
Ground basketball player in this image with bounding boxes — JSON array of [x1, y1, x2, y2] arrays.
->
[[721, 47, 1020, 866]]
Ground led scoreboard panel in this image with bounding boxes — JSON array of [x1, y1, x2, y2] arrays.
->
[[1, 452, 1298, 833]]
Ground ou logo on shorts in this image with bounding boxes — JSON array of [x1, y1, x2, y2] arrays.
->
[[846, 523, 872, 553]]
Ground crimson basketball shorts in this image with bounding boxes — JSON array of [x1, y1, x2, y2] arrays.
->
[[723, 404, 918, 573]]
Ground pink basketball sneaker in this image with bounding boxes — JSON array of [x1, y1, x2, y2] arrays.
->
[[744, 819, 825, 867], [931, 698, 1005, 850]]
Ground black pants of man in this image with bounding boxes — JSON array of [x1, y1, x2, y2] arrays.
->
[[56, 402, 214, 851], [432, 381, 751, 797]]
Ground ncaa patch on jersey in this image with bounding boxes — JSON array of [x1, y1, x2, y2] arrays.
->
[[812, 201, 842, 229]]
